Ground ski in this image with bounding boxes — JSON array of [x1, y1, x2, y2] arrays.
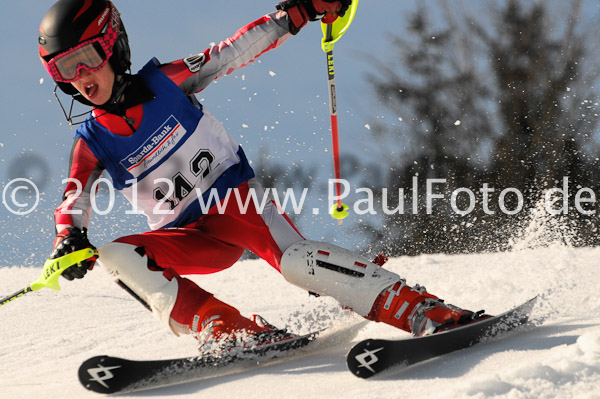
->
[[347, 297, 537, 379], [79, 320, 366, 394], [78, 329, 319, 394]]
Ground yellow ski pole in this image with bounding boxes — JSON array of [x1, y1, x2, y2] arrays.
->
[[0, 248, 98, 307]]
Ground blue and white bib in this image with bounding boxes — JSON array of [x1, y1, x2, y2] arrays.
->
[[76, 58, 254, 229]]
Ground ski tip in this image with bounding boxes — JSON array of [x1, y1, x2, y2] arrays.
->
[[78, 355, 131, 394], [346, 339, 388, 379]]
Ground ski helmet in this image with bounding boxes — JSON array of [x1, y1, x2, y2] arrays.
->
[[39, 0, 131, 96]]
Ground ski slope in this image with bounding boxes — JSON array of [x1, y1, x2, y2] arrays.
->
[[1, 243, 599, 399]]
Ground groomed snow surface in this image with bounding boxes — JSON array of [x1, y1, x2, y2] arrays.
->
[[1, 242, 599, 399]]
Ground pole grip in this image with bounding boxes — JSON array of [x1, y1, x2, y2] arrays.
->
[[0, 248, 98, 309]]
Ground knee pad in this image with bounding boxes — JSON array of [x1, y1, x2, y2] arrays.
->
[[279, 240, 401, 316], [97, 242, 179, 331]]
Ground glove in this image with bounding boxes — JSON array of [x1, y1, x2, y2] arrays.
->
[[51, 227, 97, 281], [276, 0, 352, 35]]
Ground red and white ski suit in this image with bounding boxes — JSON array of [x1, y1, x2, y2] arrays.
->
[[52, 9, 468, 339], [55, 11, 304, 279]]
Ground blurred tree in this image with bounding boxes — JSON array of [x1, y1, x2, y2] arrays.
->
[[366, 0, 600, 255], [477, 1, 600, 193]]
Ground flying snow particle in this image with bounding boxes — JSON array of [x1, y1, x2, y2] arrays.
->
[[454, 120, 461, 126], [268, 71, 276, 77], [242, 124, 249, 128], [39, 78, 44, 85], [365, 124, 371, 130]]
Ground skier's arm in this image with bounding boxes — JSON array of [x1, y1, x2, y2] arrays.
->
[[51, 138, 102, 280], [160, 1, 350, 93], [54, 137, 103, 239], [159, 11, 292, 94]]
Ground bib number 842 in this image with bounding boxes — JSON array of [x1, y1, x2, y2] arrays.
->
[[152, 149, 214, 213]]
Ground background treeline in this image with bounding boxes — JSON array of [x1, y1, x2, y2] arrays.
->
[[259, 0, 600, 256]]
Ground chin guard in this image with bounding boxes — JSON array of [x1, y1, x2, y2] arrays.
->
[[53, 72, 132, 126]]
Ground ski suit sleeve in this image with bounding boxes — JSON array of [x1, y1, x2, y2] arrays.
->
[[54, 137, 104, 234], [159, 11, 293, 94]]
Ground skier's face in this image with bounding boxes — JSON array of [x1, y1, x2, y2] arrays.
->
[[70, 63, 115, 106]]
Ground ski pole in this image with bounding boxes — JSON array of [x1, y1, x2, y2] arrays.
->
[[0, 247, 98, 307], [323, 21, 348, 225], [321, 2, 359, 224]]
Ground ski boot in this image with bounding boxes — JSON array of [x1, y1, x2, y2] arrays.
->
[[368, 280, 488, 336], [409, 298, 489, 336], [191, 297, 294, 355]]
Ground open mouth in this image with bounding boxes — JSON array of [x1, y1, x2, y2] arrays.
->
[[85, 83, 98, 98]]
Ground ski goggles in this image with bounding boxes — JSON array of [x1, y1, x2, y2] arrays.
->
[[44, 30, 117, 83]]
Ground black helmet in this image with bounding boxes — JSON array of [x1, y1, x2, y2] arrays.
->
[[39, 0, 131, 96]]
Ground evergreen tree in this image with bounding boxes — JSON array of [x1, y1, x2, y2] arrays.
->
[[367, 0, 600, 255]]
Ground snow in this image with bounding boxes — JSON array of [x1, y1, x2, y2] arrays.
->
[[1, 244, 599, 399]]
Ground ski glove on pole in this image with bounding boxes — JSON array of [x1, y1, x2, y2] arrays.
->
[[276, 0, 352, 34], [51, 227, 98, 280]]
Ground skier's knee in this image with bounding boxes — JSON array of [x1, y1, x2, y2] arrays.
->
[[97, 242, 179, 332], [279, 240, 401, 316]]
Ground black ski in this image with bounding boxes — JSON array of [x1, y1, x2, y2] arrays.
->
[[79, 329, 320, 394], [347, 297, 537, 379]]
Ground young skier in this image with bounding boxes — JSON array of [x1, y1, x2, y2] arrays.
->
[[39, 0, 484, 351]]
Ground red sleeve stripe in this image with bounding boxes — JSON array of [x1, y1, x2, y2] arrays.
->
[[230, 15, 271, 42]]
